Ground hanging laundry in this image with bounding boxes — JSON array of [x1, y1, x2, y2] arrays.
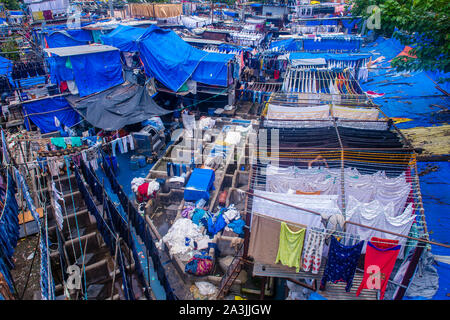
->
[[302, 228, 325, 274], [71, 137, 82, 147], [121, 136, 128, 153], [128, 135, 135, 150], [118, 138, 125, 153], [356, 237, 401, 300], [275, 222, 306, 272], [320, 236, 364, 292], [111, 139, 119, 157], [48, 159, 62, 176], [81, 151, 87, 163], [52, 182, 64, 231], [50, 137, 67, 149]]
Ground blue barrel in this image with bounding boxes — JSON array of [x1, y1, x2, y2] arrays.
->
[[137, 155, 146, 168]]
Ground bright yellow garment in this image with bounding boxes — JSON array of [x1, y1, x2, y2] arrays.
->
[[275, 222, 306, 272]]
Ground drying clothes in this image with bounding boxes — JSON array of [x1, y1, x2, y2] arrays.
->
[[50, 137, 67, 149], [89, 159, 98, 171], [52, 182, 64, 231], [71, 137, 82, 147], [332, 106, 379, 120], [128, 135, 135, 150], [251, 189, 340, 229], [345, 196, 414, 254], [356, 237, 400, 300], [265, 166, 411, 215], [121, 136, 128, 153], [320, 236, 364, 292], [248, 215, 289, 265], [81, 151, 87, 163], [267, 104, 330, 120], [48, 160, 63, 176], [302, 229, 325, 274], [111, 139, 119, 157], [275, 222, 306, 272], [118, 138, 124, 153]]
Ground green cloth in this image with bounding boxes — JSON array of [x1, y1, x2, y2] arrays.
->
[[275, 222, 306, 272], [71, 137, 82, 147], [51, 137, 67, 149], [65, 57, 72, 69]]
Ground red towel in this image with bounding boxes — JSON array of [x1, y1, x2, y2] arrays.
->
[[274, 70, 280, 80], [356, 237, 400, 299]]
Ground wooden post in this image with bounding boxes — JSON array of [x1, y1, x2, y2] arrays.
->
[[259, 276, 267, 300]]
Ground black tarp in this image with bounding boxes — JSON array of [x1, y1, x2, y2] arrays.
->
[[66, 83, 171, 130]]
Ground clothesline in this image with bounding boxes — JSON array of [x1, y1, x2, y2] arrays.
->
[[251, 211, 425, 248], [245, 190, 448, 249]]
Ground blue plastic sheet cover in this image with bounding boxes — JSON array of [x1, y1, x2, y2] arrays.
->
[[137, 25, 208, 92], [192, 52, 234, 87], [47, 56, 74, 84], [270, 38, 302, 51], [137, 25, 233, 91], [22, 96, 80, 134], [218, 43, 252, 52], [305, 19, 338, 26], [359, 37, 446, 129], [303, 38, 361, 52], [45, 29, 93, 48], [414, 162, 450, 300], [49, 49, 124, 97], [0, 56, 12, 76], [100, 25, 147, 52], [184, 168, 215, 202], [341, 18, 362, 31]]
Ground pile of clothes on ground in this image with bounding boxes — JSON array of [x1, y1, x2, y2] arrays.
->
[[161, 201, 246, 277]]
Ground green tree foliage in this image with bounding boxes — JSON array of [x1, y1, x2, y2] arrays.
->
[[1, 38, 19, 61], [2, 0, 21, 10], [352, 0, 450, 75]]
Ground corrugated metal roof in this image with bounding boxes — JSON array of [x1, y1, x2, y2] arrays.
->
[[44, 44, 119, 57]]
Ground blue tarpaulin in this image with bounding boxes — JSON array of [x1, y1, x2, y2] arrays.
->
[[47, 49, 124, 97], [100, 25, 147, 52], [184, 168, 215, 202], [192, 52, 233, 87], [359, 37, 447, 129], [0, 56, 12, 76], [22, 96, 80, 133], [270, 38, 302, 51], [45, 30, 93, 48], [137, 25, 232, 91], [359, 36, 449, 300], [305, 19, 338, 26], [415, 162, 450, 300]]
